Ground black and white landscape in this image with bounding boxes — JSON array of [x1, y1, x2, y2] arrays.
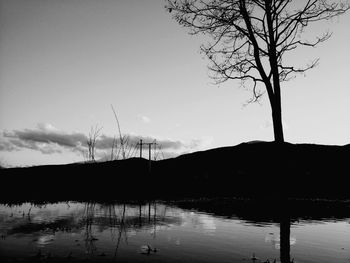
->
[[1, 1, 350, 262]]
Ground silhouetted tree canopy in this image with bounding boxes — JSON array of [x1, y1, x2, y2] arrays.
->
[[166, 0, 349, 142]]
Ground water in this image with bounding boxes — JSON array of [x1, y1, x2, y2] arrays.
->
[[0, 200, 349, 262]]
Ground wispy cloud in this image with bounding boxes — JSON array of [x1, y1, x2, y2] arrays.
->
[[137, 114, 151, 123]]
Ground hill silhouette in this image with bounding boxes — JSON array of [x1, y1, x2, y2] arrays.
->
[[1, 141, 349, 202]]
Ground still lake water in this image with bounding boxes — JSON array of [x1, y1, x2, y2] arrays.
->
[[0, 200, 349, 263]]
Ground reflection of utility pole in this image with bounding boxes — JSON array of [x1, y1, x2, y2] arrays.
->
[[148, 202, 151, 222], [139, 204, 142, 227]]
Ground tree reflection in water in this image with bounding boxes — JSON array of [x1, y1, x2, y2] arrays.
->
[[280, 205, 292, 263], [113, 203, 126, 258], [81, 202, 164, 258], [83, 202, 97, 256], [81, 201, 294, 262]]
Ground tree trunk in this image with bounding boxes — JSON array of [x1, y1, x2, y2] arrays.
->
[[272, 100, 284, 143], [264, 1, 285, 144]]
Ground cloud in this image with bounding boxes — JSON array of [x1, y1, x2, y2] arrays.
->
[[3, 124, 87, 149], [1, 123, 87, 155], [37, 123, 58, 132], [137, 114, 151, 123], [0, 140, 17, 152], [0, 123, 209, 159], [141, 116, 151, 123], [96, 134, 185, 150], [0, 137, 63, 155]]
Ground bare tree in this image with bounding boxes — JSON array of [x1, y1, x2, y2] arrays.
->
[[87, 125, 102, 162], [166, 0, 349, 142]]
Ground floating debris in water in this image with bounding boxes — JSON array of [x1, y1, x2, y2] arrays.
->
[[251, 253, 259, 261], [140, 244, 158, 255]]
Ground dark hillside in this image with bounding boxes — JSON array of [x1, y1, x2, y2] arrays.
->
[[153, 142, 350, 198], [1, 142, 349, 202]]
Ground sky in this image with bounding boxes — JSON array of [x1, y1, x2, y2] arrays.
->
[[0, 0, 350, 167]]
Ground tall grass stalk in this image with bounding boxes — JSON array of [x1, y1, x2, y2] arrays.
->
[[111, 105, 126, 160]]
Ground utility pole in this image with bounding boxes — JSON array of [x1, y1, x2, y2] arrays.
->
[[137, 139, 157, 173], [139, 139, 143, 158], [148, 143, 152, 162]]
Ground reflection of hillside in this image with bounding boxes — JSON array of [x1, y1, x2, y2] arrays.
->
[[170, 199, 350, 263], [170, 198, 350, 225], [1, 202, 183, 241], [80, 203, 184, 257], [0, 202, 186, 259], [81, 203, 183, 231], [1, 200, 348, 263], [7, 217, 78, 236], [86, 215, 182, 230], [3, 199, 349, 239]]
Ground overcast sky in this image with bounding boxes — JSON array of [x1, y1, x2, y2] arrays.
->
[[1, 0, 349, 167]]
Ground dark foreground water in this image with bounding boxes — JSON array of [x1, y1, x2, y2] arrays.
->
[[0, 200, 349, 263]]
